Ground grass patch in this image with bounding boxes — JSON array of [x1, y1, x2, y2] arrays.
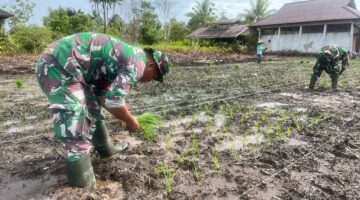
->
[[15, 79, 25, 88]]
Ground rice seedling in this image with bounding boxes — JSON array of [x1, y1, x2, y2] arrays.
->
[[287, 127, 292, 137], [15, 79, 25, 88], [192, 165, 201, 181], [231, 148, 239, 162], [137, 112, 162, 141], [165, 135, 173, 150], [211, 150, 221, 171], [153, 163, 174, 195], [191, 136, 200, 155]]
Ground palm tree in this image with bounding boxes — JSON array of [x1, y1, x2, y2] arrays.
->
[[187, 0, 216, 31], [243, 0, 271, 23]]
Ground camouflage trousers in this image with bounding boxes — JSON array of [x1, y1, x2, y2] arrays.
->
[[309, 58, 340, 89], [35, 54, 105, 160]]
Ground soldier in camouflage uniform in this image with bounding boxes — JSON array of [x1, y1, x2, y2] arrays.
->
[[35, 32, 169, 189], [309, 44, 349, 89]]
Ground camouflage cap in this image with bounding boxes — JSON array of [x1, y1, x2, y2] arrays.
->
[[153, 50, 169, 83]]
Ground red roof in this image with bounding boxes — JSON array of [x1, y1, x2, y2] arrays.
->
[[187, 24, 249, 39], [251, 0, 360, 27]]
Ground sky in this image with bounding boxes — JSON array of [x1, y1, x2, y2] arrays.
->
[[1, 0, 360, 25]]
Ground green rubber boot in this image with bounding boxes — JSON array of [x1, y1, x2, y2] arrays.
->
[[331, 74, 339, 90], [92, 120, 128, 158], [309, 74, 318, 89], [65, 153, 96, 189]]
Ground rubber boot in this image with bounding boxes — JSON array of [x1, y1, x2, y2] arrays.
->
[[65, 153, 96, 189], [331, 74, 339, 90], [92, 120, 128, 158], [309, 74, 318, 89]]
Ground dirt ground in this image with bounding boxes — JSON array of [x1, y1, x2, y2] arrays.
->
[[0, 55, 359, 200]]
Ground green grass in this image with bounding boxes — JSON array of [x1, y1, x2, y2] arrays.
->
[[15, 79, 25, 88], [137, 112, 162, 141], [153, 163, 174, 195]]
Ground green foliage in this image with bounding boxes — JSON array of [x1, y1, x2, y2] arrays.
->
[[107, 14, 123, 36], [137, 112, 162, 140], [43, 8, 94, 38], [90, 0, 124, 33], [148, 40, 246, 54], [211, 150, 221, 171], [0, 35, 19, 56], [1, 0, 35, 30], [139, 0, 163, 45], [245, 29, 259, 52], [153, 163, 174, 195], [187, 0, 216, 31], [243, 0, 271, 23], [15, 79, 25, 88], [192, 165, 201, 181], [12, 25, 52, 53], [167, 18, 189, 41]]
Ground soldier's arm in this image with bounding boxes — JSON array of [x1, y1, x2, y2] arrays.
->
[[97, 96, 139, 131]]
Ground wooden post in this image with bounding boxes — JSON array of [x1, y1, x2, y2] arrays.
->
[[322, 24, 327, 47], [299, 26, 302, 51], [350, 22, 354, 51]]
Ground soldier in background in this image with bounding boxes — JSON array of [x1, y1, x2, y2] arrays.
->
[[309, 44, 349, 90], [35, 32, 169, 189]]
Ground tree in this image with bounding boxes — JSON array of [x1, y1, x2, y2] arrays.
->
[[43, 8, 94, 38], [219, 9, 228, 20], [12, 25, 52, 53], [154, 0, 176, 43], [243, 0, 271, 23], [167, 18, 189, 41], [90, 0, 124, 33], [139, 0, 162, 45], [0, 0, 35, 30], [186, 0, 216, 31]]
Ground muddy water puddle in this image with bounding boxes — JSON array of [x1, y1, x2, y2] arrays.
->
[[0, 172, 62, 200]]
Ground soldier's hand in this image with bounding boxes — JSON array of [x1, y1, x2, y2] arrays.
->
[[126, 116, 140, 132]]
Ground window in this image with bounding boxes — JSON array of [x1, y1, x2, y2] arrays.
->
[[302, 25, 324, 34], [261, 28, 278, 35], [327, 24, 351, 33], [280, 27, 300, 35]]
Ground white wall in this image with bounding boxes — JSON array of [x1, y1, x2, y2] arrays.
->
[[261, 35, 280, 51], [260, 25, 353, 53], [279, 34, 301, 51], [299, 33, 324, 53], [324, 32, 351, 50]]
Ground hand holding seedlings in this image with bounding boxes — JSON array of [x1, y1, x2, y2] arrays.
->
[[126, 115, 140, 132], [137, 112, 162, 141]]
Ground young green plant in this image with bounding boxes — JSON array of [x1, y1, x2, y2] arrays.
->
[[137, 112, 162, 141]]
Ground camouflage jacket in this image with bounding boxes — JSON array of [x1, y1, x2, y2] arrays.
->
[[44, 32, 147, 101], [318, 45, 349, 72]]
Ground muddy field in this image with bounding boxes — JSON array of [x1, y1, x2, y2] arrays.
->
[[0, 55, 359, 200]]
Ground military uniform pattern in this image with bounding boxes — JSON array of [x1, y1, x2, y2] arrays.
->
[[309, 44, 349, 89], [35, 32, 147, 159]]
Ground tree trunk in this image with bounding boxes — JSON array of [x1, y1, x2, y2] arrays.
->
[[103, 2, 107, 33]]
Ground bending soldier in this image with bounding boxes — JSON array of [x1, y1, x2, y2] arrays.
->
[[35, 32, 169, 189], [309, 44, 349, 89]]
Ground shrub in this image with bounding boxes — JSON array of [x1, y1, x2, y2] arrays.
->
[[12, 25, 52, 53], [0, 35, 19, 56]]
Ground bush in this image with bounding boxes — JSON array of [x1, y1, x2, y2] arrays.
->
[[12, 25, 52, 53], [0, 35, 19, 56]]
